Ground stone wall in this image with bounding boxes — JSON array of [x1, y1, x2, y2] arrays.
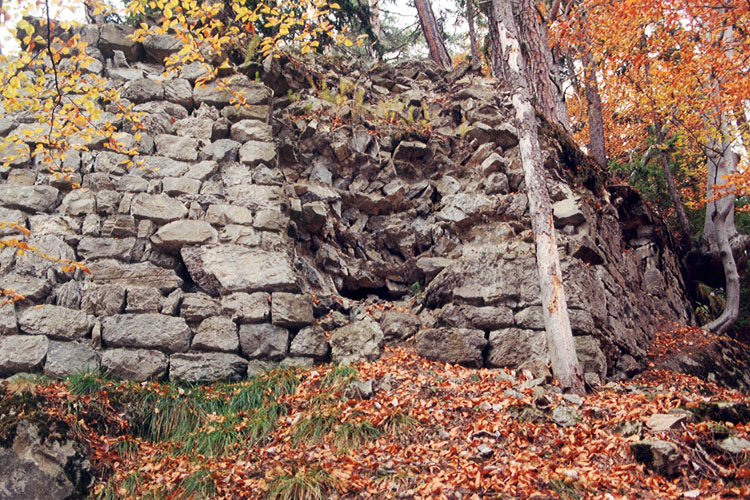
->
[[0, 21, 692, 384]]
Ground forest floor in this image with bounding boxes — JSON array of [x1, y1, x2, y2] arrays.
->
[[2, 323, 750, 499]]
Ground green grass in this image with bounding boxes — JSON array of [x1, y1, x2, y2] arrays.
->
[[549, 478, 584, 500], [127, 388, 209, 442], [380, 411, 418, 435], [333, 420, 381, 448], [229, 369, 300, 412], [112, 437, 139, 460], [291, 412, 339, 446], [175, 469, 217, 499], [182, 414, 248, 456], [321, 365, 359, 388], [266, 466, 341, 500], [67, 370, 110, 396]]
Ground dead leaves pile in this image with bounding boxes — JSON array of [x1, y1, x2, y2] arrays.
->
[[5, 345, 750, 499]]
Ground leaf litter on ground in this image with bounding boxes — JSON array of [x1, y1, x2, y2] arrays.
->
[[2, 325, 750, 499]]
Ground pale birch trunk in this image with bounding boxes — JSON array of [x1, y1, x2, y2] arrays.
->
[[700, 19, 741, 334], [490, 0, 585, 394], [703, 129, 740, 334]]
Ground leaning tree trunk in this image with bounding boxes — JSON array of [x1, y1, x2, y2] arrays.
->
[[582, 51, 606, 168], [414, 0, 451, 69], [659, 150, 692, 245], [466, 0, 480, 63], [516, 0, 570, 132], [489, 0, 585, 395]]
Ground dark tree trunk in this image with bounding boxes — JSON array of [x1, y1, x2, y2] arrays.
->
[[466, 0, 480, 63], [582, 51, 606, 168], [489, 0, 585, 395], [414, 0, 451, 69], [516, 0, 570, 131], [659, 150, 692, 245], [650, 125, 692, 245]]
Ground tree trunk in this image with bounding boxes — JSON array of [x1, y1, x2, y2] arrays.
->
[[516, 0, 570, 131], [582, 51, 606, 168], [370, 0, 382, 41], [466, 0, 480, 63], [703, 132, 740, 334], [650, 125, 692, 245], [659, 150, 692, 245], [489, 0, 585, 395], [414, 0, 451, 69]]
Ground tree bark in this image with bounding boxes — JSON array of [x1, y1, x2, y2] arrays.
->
[[516, 0, 570, 131], [647, 125, 692, 245], [703, 131, 740, 334], [582, 51, 606, 168], [659, 150, 692, 245], [370, 0, 382, 41], [414, 0, 451, 69], [489, 0, 585, 395], [466, 0, 480, 63]]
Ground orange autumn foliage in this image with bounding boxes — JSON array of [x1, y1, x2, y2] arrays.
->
[[551, 0, 750, 207]]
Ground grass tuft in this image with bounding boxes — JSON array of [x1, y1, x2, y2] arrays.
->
[[176, 469, 217, 499], [321, 365, 359, 388], [67, 370, 109, 396], [266, 466, 341, 500], [291, 412, 339, 446], [127, 389, 207, 442], [333, 420, 381, 448], [230, 369, 300, 412], [112, 437, 139, 460], [380, 411, 418, 435]]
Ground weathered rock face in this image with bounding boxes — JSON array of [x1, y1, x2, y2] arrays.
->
[[0, 421, 93, 500], [0, 22, 696, 385]]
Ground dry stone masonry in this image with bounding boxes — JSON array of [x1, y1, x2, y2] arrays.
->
[[0, 21, 694, 385]]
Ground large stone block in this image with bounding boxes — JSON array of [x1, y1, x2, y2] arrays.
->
[[130, 193, 187, 224], [18, 305, 91, 341], [151, 220, 218, 252], [0, 185, 58, 213], [154, 134, 201, 161], [193, 75, 271, 107], [0, 302, 17, 335], [289, 326, 329, 360], [239, 140, 276, 167], [221, 292, 270, 323], [0, 335, 49, 376], [181, 245, 298, 295], [192, 317, 239, 353], [77, 236, 136, 261], [102, 314, 190, 353], [169, 352, 247, 383], [43, 341, 100, 378], [87, 260, 183, 292], [81, 284, 126, 316], [239, 323, 288, 360], [330, 320, 384, 365], [99, 23, 142, 60], [414, 327, 486, 367], [439, 303, 514, 331], [487, 328, 548, 368], [101, 348, 168, 381], [179, 293, 221, 323], [271, 293, 314, 328]]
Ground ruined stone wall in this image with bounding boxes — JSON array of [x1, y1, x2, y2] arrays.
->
[[0, 21, 691, 384]]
